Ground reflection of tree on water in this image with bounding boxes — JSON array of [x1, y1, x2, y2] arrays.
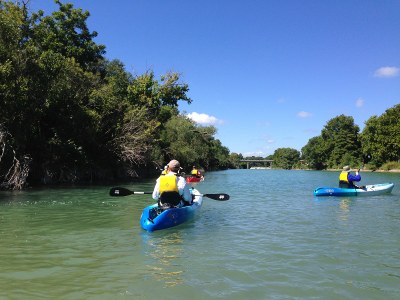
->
[[141, 231, 185, 287]]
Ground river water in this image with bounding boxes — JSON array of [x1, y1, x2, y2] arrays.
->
[[0, 169, 399, 299]]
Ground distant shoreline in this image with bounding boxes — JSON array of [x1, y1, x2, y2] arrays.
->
[[245, 167, 400, 173], [326, 169, 400, 173]]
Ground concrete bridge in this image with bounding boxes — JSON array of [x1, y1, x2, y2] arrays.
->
[[240, 159, 273, 169]]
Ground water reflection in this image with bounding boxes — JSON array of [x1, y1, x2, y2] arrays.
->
[[140, 231, 185, 287], [338, 198, 352, 222]]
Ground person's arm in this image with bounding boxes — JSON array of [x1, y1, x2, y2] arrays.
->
[[177, 177, 192, 203], [152, 178, 160, 200], [348, 172, 361, 182]]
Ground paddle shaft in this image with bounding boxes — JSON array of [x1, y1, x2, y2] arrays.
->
[[194, 193, 229, 201], [109, 187, 229, 200], [109, 187, 152, 197]]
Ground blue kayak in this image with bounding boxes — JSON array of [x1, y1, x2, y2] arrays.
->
[[313, 183, 394, 197], [140, 188, 203, 232]]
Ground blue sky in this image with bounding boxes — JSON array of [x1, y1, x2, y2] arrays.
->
[[29, 0, 400, 157]]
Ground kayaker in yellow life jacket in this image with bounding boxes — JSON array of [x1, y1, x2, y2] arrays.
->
[[339, 165, 362, 188], [152, 160, 192, 208], [161, 165, 168, 175], [191, 166, 201, 177], [191, 165, 204, 180]]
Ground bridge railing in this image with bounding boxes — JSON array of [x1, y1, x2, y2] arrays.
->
[[240, 159, 273, 169]]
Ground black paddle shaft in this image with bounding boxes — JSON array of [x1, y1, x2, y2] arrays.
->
[[109, 187, 229, 200], [109, 187, 152, 197], [202, 193, 230, 200]]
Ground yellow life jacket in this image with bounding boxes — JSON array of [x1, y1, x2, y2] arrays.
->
[[339, 171, 349, 183], [191, 169, 199, 176], [158, 175, 181, 208], [161, 170, 167, 175], [159, 175, 178, 193]]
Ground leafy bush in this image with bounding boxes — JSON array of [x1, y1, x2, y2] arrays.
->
[[380, 161, 400, 171], [363, 163, 378, 171]]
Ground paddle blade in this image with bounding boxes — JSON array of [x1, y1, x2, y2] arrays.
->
[[109, 187, 134, 197], [203, 193, 230, 201]]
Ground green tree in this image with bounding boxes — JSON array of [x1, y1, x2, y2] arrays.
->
[[158, 115, 231, 172], [30, 0, 105, 70], [321, 115, 362, 168], [229, 152, 244, 168], [207, 139, 231, 170], [0, 0, 109, 185], [0, 0, 231, 188], [273, 148, 300, 169], [301, 136, 327, 170], [127, 71, 191, 122], [159, 115, 208, 167], [360, 104, 400, 168]]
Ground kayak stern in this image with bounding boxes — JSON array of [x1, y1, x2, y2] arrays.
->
[[140, 189, 203, 231]]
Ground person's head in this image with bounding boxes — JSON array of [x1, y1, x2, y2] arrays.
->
[[167, 160, 181, 172], [193, 165, 196, 169], [343, 166, 350, 172]]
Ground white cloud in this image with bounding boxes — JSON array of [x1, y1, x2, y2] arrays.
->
[[374, 66, 399, 78], [355, 97, 364, 108], [297, 111, 313, 118], [186, 112, 223, 125]]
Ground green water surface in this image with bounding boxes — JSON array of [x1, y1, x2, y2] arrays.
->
[[1, 170, 399, 299]]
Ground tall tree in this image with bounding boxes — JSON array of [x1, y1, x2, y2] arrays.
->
[[127, 71, 192, 122], [229, 152, 244, 169], [301, 136, 326, 170], [360, 104, 400, 168], [30, 0, 105, 70], [273, 147, 300, 169], [158, 115, 231, 172], [321, 115, 362, 168], [0, 1, 231, 188]]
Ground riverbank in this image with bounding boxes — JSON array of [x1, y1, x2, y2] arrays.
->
[[326, 168, 400, 173], [374, 169, 400, 173]]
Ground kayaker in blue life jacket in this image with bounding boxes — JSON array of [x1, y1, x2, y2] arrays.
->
[[339, 165, 362, 188], [152, 159, 192, 208]]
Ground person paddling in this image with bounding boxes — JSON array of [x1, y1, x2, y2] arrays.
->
[[339, 166, 363, 189], [191, 165, 204, 180], [152, 160, 192, 209]]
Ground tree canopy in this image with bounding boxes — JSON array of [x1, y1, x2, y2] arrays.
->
[[271, 148, 300, 169], [301, 115, 363, 170], [1, 1, 398, 189], [0, 0, 234, 189], [302, 110, 400, 170], [360, 104, 400, 169]]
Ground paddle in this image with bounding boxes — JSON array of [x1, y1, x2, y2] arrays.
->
[[109, 187, 152, 197], [195, 193, 229, 201], [109, 187, 229, 201]]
